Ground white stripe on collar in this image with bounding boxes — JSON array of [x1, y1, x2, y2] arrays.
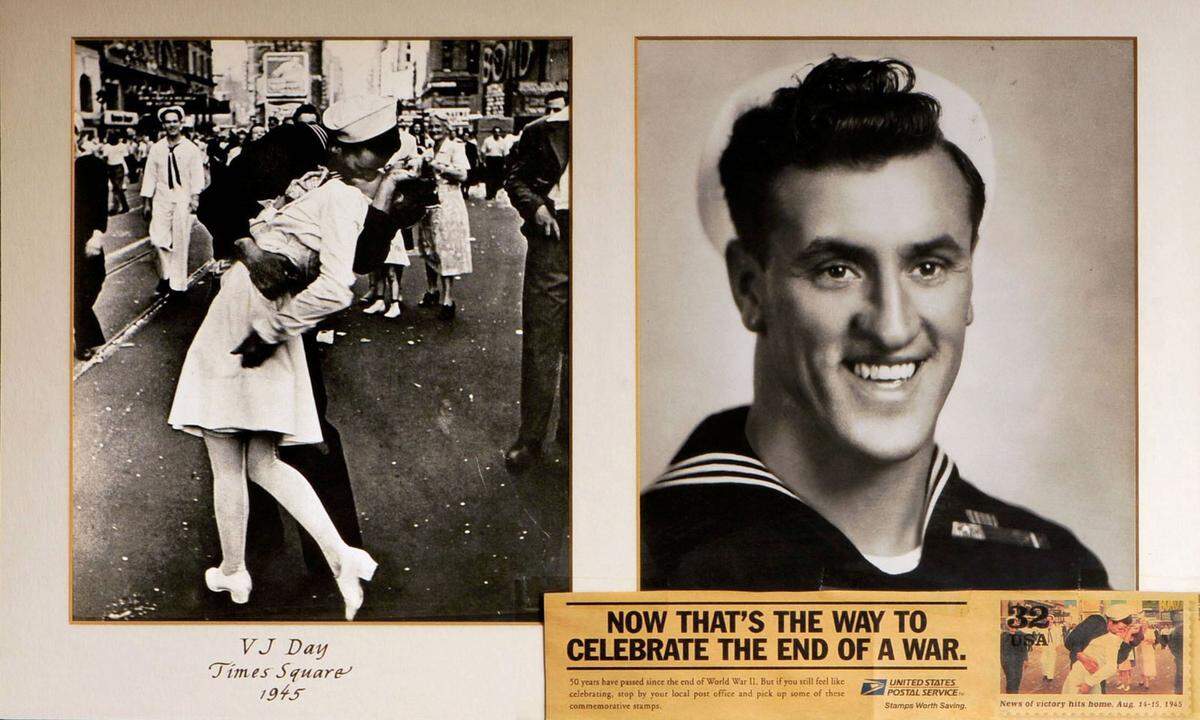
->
[[654, 446, 952, 494], [923, 446, 953, 535], [661, 451, 769, 471], [650, 475, 801, 501], [309, 123, 330, 149], [658, 462, 779, 484]]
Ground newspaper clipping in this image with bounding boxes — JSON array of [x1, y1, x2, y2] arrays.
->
[[545, 592, 1196, 719]]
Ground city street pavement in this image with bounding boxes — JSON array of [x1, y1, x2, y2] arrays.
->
[[72, 192, 571, 622]]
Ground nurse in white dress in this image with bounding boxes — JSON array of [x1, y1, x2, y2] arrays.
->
[[168, 96, 405, 620]]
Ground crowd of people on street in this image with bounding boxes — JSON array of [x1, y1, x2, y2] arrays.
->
[[75, 104, 549, 345], [74, 103, 491, 356], [74, 90, 571, 621]]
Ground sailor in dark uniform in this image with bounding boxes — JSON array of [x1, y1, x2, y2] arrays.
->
[[641, 56, 1109, 591], [1000, 624, 1031, 694], [642, 407, 1109, 589], [1162, 620, 1185, 694]]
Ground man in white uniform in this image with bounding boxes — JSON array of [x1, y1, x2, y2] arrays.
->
[[141, 105, 206, 295], [1063, 603, 1135, 694], [481, 126, 508, 199], [1038, 617, 1063, 685]]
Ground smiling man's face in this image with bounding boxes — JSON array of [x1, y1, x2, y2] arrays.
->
[[161, 114, 182, 137], [741, 146, 974, 463]]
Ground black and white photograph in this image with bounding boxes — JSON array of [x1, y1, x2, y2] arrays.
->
[[637, 39, 1136, 591], [71, 37, 571, 621]]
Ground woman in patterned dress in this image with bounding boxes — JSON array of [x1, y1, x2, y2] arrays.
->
[[416, 115, 472, 321]]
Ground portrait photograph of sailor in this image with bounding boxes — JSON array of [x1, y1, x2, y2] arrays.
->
[[637, 39, 1135, 591]]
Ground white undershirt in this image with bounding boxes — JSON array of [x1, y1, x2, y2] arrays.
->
[[861, 546, 924, 575]]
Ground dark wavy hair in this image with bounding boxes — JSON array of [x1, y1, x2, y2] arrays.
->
[[718, 56, 986, 260]]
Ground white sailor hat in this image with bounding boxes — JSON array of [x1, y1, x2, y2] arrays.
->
[[157, 105, 185, 122], [1104, 601, 1133, 621], [697, 57, 996, 252], [322, 95, 397, 143]]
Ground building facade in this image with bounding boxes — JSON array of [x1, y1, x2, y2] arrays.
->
[[378, 40, 428, 103], [421, 39, 483, 121], [479, 38, 568, 124], [420, 39, 569, 129], [74, 40, 217, 135], [212, 70, 253, 127], [246, 40, 325, 125]]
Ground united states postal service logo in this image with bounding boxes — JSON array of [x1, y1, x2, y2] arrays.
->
[[861, 679, 888, 696]]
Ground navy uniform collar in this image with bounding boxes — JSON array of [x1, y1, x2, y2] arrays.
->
[[646, 407, 956, 574]]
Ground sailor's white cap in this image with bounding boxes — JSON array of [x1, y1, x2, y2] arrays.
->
[[323, 95, 397, 143], [157, 105, 185, 122], [1104, 601, 1133, 621], [697, 57, 996, 252]]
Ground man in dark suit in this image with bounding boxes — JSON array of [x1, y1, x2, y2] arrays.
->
[[503, 90, 570, 472], [458, 126, 480, 198], [74, 137, 110, 360], [196, 118, 416, 571], [205, 127, 237, 188], [1164, 620, 1184, 694]]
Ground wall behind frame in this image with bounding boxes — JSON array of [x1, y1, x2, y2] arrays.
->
[[637, 39, 1136, 587], [1, 1, 1198, 719]]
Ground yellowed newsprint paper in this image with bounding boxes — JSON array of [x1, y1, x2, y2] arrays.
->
[[545, 592, 1197, 719]]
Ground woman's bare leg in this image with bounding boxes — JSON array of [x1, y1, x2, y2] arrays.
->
[[245, 435, 348, 572], [245, 435, 375, 619], [387, 265, 403, 303], [364, 271, 387, 313], [203, 433, 249, 575]]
